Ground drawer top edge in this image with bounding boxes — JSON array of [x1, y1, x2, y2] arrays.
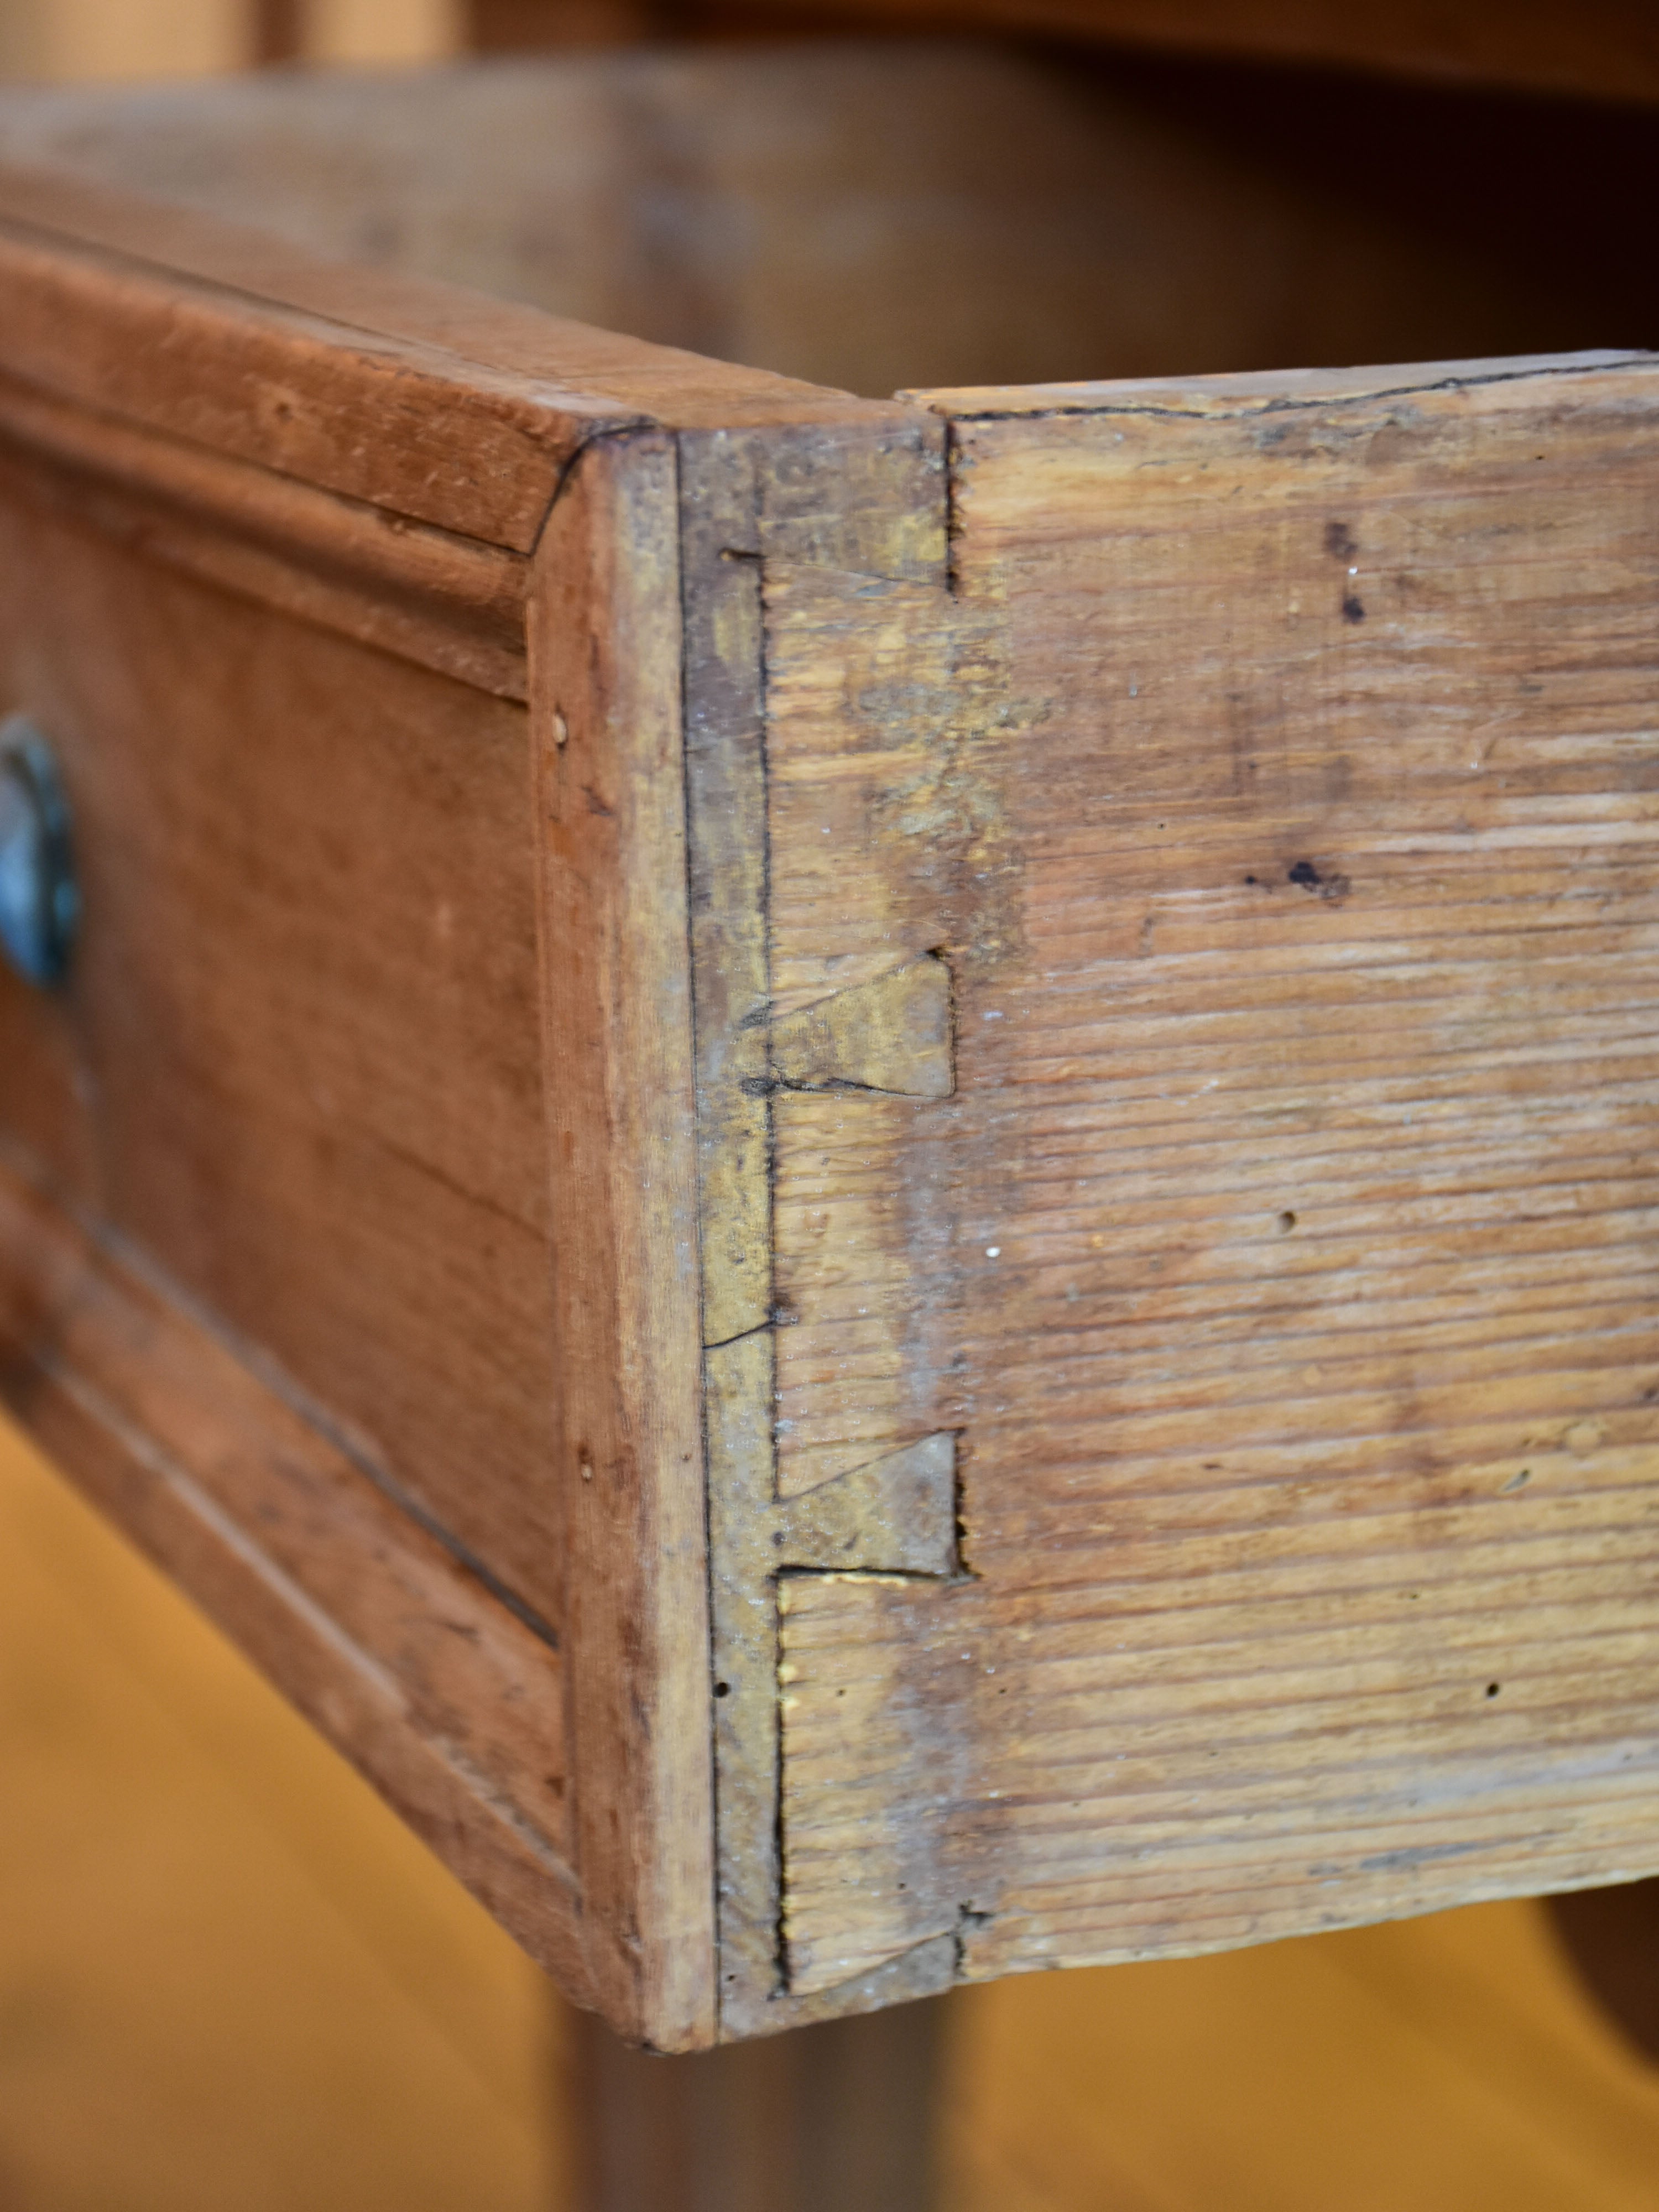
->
[[0, 158, 925, 557], [907, 349, 1659, 423]]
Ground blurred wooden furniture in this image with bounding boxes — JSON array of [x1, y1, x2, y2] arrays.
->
[[470, 0, 1659, 108], [687, 0, 1659, 107], [1, 44, 1658, 2059]]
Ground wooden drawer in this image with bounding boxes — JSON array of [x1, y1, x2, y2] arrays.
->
[[1, 45, 1657, 2051]]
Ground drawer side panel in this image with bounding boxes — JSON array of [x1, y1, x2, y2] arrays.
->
[[769, 356, 1659, 1988]]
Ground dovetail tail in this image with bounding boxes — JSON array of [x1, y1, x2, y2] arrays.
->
[[769, 954, 954, 1098]]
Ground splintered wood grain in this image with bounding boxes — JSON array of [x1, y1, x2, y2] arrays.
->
[[772, 353, 1659, 1991]]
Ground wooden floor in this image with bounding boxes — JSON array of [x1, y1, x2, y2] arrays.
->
[[942, 1906, 1659, 2212], [0, 1411, 564, 2212], [3, 1406, 1659, 2208]]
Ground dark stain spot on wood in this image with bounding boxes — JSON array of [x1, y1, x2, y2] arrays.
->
[[1279, 1210, 1297, 1232], [1486, 1682, 1502, 1698], [1342, 594, 1366, 623], [1324, 521, 1357, 561], [1287, 859, 1351, 903]]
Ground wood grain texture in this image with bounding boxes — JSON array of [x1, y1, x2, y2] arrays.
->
[[0, 105, 792, 2050], [771, 352, 1659, 1995], [530, 431, 713, 2049], [771, 957, 955, 1100], [0, 1152, 585, 1997], [0, 499, 565, 1630], [0, 184, 604, 551], [0, 179, 732, 2041]]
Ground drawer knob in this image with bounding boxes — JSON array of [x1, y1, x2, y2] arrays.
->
[[0, 719, 78, 988]]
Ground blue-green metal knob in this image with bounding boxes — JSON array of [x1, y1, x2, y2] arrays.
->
[[0, 719, 79, 989]]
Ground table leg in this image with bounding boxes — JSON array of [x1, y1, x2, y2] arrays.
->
[[1547, 1877, 1659, 2062], [566, 1991, 949, 2212]]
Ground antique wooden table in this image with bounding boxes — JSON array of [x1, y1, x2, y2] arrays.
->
[[0, 35, 1656, 2058]]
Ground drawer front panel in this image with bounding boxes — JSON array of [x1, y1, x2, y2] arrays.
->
[[0, 482, 562, 1632]]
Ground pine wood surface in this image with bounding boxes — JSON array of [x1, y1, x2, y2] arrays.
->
[[768, 352, 1659, 1997], [0, 363, 531, 697], [0, 423, 606, 2003], [0, 156, 888, 445], [0, 1155, 583, 1989]]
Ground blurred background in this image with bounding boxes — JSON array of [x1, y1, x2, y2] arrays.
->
[[3, 2, 1659, 2206], [0, 1, 457, 78]]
